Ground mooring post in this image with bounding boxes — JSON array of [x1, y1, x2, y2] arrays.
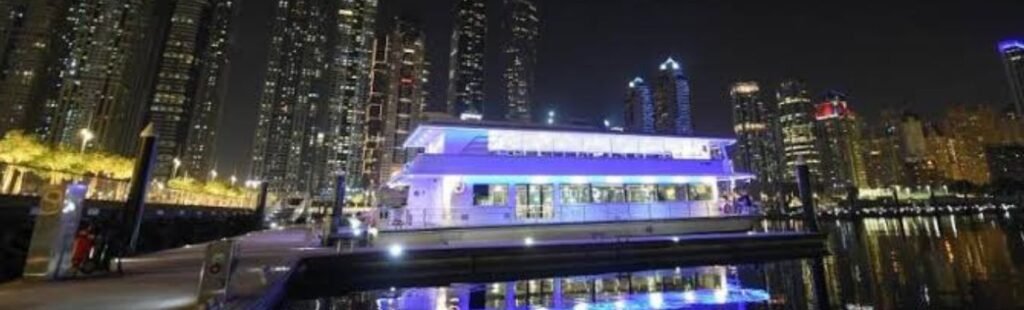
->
[[121, 124, 157, 256], [795, 158, 819, 233], [253, 181, 269, 229], [326, 174, 346, 245]]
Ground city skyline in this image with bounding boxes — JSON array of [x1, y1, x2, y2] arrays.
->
[[218, 0, 1024, 175]]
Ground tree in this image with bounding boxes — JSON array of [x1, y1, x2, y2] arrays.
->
[[0, 131, 47, 193]]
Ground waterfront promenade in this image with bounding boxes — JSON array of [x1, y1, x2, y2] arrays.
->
[[0, 227, 320, 309]]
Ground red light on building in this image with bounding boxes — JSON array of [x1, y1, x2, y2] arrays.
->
[[815, 100, 849, 120]]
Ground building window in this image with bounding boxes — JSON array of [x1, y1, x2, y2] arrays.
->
[[626, 184, 657, 203], [560, 184, 591, 204], [473, 184, 508, 206], [591, 184, 625, 203]]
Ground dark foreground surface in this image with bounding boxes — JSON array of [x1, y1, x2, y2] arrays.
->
[[283, 214, 1024, 309]]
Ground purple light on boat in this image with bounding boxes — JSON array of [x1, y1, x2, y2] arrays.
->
[[999, 40, 1024, 52]]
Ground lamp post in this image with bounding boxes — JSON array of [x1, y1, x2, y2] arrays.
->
[[230, 175, 237, 186], [171, 157, 181, 179], [78, 128, 94, 153], [209, 169, 218, 181]]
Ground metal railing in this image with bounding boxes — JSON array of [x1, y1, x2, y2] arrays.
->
[[380, 202, 759, 230]]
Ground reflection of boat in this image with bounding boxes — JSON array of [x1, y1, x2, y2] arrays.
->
[[365, 265, 770, 309]]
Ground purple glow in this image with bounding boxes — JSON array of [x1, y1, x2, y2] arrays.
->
[[999, 40, 1024, 52]]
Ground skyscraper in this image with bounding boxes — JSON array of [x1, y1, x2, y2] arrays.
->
[[45, 0, 148, 154], [502, 0, 538, 123], [0, 0, 66, 136], [251, 0, 376, 197], [446, 0, 486, 118], [320, 0, 376, 195], [775, 79, 819, 182], [251, 0, 331, 195], [181, 0, 234, 180], [362, 18, 427, 188], [146, 0, 236, 180], [651, 58, 693, 135], [814, 90, 867, 194], [999, 40, 1024, 116], [943, 105, 1001, 185], [730, 81, 780, 189], [624, 77, 654, 133]]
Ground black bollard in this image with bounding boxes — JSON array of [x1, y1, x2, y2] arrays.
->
[[327, 175, 346, 245], [253, 182, 269, 229], [122, 124, 157, 256], [795, 158, 819, 232]]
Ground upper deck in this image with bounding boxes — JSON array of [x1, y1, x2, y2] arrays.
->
[[403, 121, 735, 160]]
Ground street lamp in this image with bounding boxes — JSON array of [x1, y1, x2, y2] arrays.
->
[[172, 157, 181, 179], [209, 169, 218, 181], [230, 175, 237, 186], [78, 128, 94, 153]]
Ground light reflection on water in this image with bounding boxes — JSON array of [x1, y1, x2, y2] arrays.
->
[[284, 215, 1024, 309]]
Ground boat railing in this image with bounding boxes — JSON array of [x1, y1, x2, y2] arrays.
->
[[380, 202, 759, 230]]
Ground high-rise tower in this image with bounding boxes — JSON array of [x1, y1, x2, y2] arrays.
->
[[624, 77, 654, 133], [502, 0, 538, 123], [0, 0, 66, 136], [45, 0, 148, 154], [651, 58, 693, 135], [730, 81, 780, 188], [446, 0, 486, 118], [362, 18, 427, 188], [814, 90, 867, 194], [1000, 40, 1024, 117], [776, 79, 820, 182], [320, 0, 377, 195], [146, 0, 236, 180], [251, 0, 376, 197], [251, 0, 331, 195]]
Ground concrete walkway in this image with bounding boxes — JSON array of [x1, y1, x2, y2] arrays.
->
[[0, 227, 320, 310]]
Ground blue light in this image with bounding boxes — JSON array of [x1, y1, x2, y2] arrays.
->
[[999, 40, 1024, 52]]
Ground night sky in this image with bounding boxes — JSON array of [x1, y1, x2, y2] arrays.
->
[[217, 0, 1024, 176]]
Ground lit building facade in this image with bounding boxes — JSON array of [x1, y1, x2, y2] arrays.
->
[[814, 91, 867, 194], [1000, 40, 1024, 116], [385, 121, 753, 229], [775, 79, 819, 182], [651, 58, 693, 135], [624, 77, 654, 133], [361, 18, 427, 188], [986, 144, 1024, 183], [446, 0, 486, 118], [502, 0, 538, 123], [180, 0, 235, 180], [251, 0, 331, 195], [0, 0, 65, 136], [147, 0, 235, 179], [322, 0, 377, 195], [942, 105, 1000, 185], [730, 81, 780, 191], [45, 0, 147, 154]]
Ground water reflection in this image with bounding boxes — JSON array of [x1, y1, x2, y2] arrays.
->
[[284, 215, 1024, 309]]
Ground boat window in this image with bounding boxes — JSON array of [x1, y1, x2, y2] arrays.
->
[[591, 184, 626, 203], [473, 184, 509, 206], [560, 184, 591, 204], [688, 183, 714, 201], [626, 184, 656, 203]]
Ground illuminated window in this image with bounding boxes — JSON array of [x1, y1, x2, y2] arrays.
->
[[473, 184, 508, 206]]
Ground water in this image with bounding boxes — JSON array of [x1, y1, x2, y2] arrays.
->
[[283, 214, 1024, 309]]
